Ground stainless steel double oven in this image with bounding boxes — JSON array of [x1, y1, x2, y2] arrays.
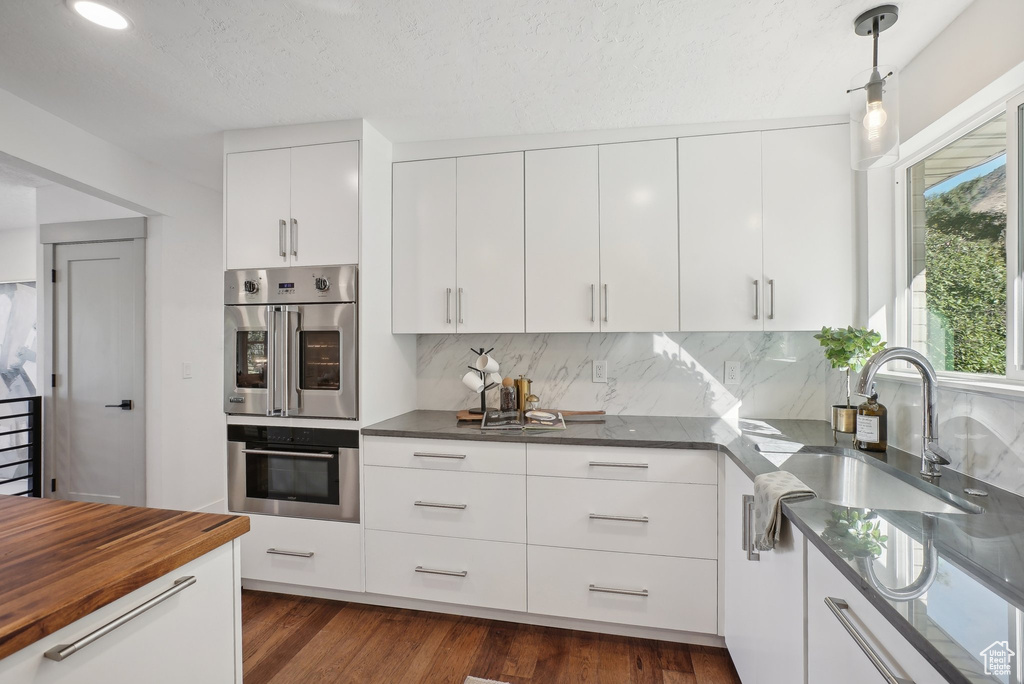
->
[[224, 265, 357, 420]]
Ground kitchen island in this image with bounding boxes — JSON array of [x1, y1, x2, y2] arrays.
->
[[0, 495, 249, 683]]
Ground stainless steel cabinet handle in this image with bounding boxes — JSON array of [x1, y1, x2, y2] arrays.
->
[[279, 219, 287, 259], [590, 284, 596, 323], [753, 279, 760, 320], [603, 284, 609, 323], [743, 494, 760, 561], [242, 448, 335, 460], [588, 461, 649, 469], [457, 287, 464, 325], [290, 218, 298, 257], [267, 548, 315, 558], [768, 278, 775, 320], [415, 566, 468, 578], [414, 500, 467, 510], [413, 451, 466, 460], [589, 513, 649, 523], [446, 288, 452, 325], [266, 305, 278, 417], [44, 576, 196, 662], [824, 597, 913, 684], [589, 584, 648, 597]]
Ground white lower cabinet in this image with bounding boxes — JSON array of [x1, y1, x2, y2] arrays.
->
[[240, 513, 363, 592], [4, 542, 239, 684], [807, 542, 943, 684], [528, 545, 717, 633], [365, 530, 527, 612]]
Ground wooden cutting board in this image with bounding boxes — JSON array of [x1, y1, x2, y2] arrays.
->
[[456, 409, 606, 422]]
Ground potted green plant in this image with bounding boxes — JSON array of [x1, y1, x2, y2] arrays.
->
[[814, 326, 886, 434]]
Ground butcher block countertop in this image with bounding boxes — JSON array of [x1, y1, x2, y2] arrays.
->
[[0, 495, 249, 660]]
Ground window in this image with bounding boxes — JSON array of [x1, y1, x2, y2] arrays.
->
[[907, 113, 1007, 375]]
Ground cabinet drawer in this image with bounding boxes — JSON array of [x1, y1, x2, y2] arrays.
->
[[527, 444, 717, 484], [365, 466, 525, 543], [364, 436, 526, 474], [528, 545, 717, 633], [366, 530, 526, 612], [240, 513, 362, 592], [528, 476, 717, 559]]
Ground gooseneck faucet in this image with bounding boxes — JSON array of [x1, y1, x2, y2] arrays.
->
[[856, 347, 951, 478]]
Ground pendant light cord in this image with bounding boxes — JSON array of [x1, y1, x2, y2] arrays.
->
[[872, 16, 880, 69]]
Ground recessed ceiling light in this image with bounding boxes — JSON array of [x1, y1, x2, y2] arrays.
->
[[66, 1, 131, 30]]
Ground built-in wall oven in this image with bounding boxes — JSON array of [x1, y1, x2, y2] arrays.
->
[[228, 424, 359, 522], [225, 265, 357, 419]]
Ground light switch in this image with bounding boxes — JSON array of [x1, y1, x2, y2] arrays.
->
[[182, 362, 193, 379]]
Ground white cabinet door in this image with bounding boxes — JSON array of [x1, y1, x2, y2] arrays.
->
[[724, 458, 761, 684], [225, 147, 291, 270], [807, 540, 942, 684], [762, 125, 853, 331], [525, 146, 600, 332], [599, 139, 679, 332], [392, 158, 457, 334], [456, 153, 525, 333], [678, 132, 764, 331], [290, 141, 360, 267], [5, 543, 239, 684]]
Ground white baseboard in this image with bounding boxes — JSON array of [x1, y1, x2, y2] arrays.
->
[[241, 578, 726, 647]]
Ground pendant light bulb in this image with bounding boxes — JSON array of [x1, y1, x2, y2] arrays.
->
[[863, 101, 887, 138], [848, 6, 900, 170]]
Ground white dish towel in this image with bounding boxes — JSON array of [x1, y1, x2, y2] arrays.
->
[[753, 471, 815, 551]]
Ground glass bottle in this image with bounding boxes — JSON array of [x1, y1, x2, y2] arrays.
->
[[856, 393, 888, 452]]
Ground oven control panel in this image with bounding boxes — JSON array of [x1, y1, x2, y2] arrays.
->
[[224, 265, 356, 305]]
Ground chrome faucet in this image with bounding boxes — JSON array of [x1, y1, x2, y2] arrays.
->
[[856, 347, 951, 478]]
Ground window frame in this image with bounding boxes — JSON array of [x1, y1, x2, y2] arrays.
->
[[893, 93, 1024, 385]]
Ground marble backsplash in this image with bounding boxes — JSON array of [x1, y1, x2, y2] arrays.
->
[[418, 332, 845, 421], [875, 378, 1024, 496]]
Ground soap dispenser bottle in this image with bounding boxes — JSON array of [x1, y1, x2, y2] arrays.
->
[[856, 392, 888, 452]]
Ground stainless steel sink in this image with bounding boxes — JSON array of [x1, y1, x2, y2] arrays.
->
[[777, 451, 983, 515]]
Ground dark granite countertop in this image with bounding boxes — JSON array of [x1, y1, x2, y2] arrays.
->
[[363, 410, 1024, 683]]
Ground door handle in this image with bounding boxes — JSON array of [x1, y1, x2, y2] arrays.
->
[[104, 400, 133, 410], [278, 219, 287, 259], [768, 278, 775, 320], [290, 218, 298, 258], [753, 279, 760, 320]]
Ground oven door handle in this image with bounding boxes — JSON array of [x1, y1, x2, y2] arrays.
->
[[241, 448, 336, 459], [265, 305, 279, 417], [283, 306, 301, 417]]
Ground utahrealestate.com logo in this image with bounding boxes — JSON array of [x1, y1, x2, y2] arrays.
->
[[980, 641, 1015, 677]]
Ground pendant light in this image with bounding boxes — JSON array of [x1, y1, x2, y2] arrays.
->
[[848, 5, 899, 170]]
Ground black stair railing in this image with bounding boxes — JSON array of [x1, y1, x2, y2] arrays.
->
[[0, 396, 42, 497]]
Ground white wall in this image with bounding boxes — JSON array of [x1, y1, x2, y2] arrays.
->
[[0, 85, 225, 513], [0, 227, 37, 283], [36, 183, 142, 225]]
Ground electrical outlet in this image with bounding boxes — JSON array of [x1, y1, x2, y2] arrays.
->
[[725, 361, 741, 386], [593, 360, 608, 383]]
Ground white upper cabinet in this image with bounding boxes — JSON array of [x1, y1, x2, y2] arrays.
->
[[525, 146, 600, 333], [290, 141, 360, 267], [225, 142, 359, 270], [762, 125, 853, 331], [678, 132, 764, 331], [392, 158, 457, 334], [456, 153, 525, 334], [599, 140, 679, 332], [225, 147, 291, 270]]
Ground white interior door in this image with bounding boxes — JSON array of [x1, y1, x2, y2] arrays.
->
[[289, 141, 360, 267], [52, 239, 145, 505]]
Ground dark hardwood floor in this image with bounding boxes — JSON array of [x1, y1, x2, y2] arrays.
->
[[242, 590, 742, 684]]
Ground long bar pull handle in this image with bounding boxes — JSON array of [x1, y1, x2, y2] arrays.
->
[[414, 500, 467, 510], [413, 451, 467, 460], [446, 288, 452, 325], [590, 284, 596, 323], [458, 288, 464, 325], [588, 461, 649, 469], [267, 548, 315, 558], [290, 218, 298, 258], [603, 284, 609, 323], [824, 598, 914, 684], [589, 584, 649, 597], [242, 449, 334, 460], [744, 494, 760, 562], [44, 576, 197, 662], [266, 305, 278, 417], [279, 219, 287, 259], [768, 278, 775, 320], [589, 513, 649, 523], [415, 566, 468, 578], [753, 279, 760, 320]]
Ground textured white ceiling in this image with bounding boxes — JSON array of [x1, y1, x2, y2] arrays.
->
[[0, 0, 973, 190]]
